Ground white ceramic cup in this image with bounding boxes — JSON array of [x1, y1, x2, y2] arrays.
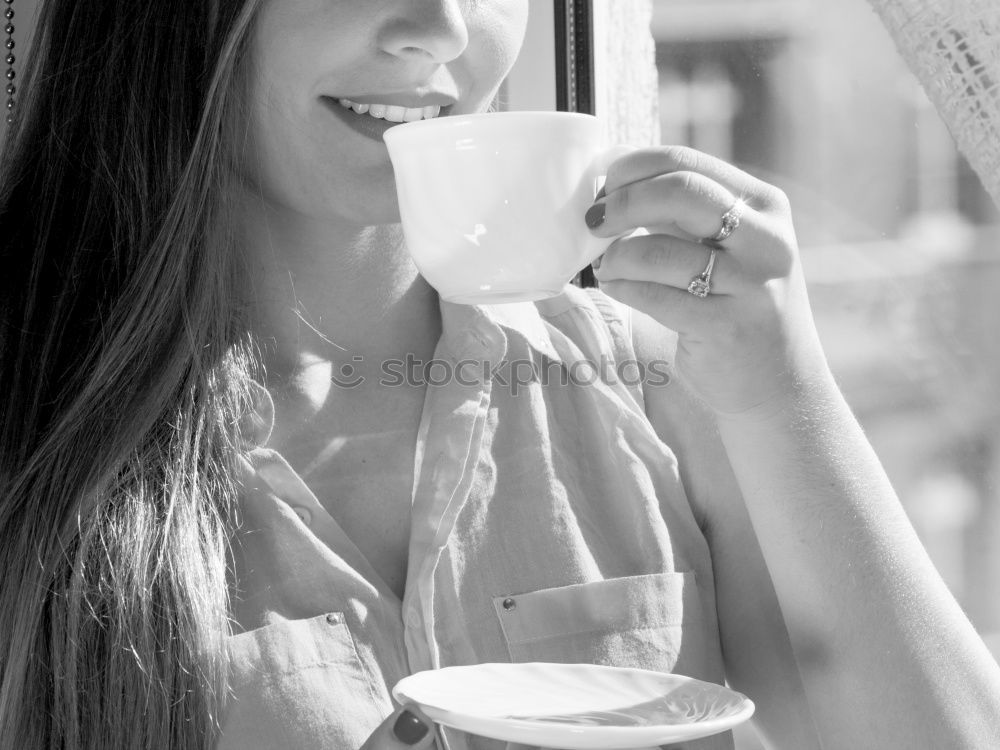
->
[[384, 111, 619, 304]]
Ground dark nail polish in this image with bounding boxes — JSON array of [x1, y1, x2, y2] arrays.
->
[[393, 710, 430, 745], [585, 202, 606, 230], [595, 185, 606, 201], [591, 254, 603, 271]]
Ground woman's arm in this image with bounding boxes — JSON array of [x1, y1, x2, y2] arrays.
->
[[634, 309, 1000, 748], [709, 362, 1000, 748], [631, 313, 822, 749], [592, 145, 1000, 748]]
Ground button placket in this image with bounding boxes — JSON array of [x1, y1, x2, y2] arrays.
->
[[405, 607, 422, 629], [404, 309, 505, 674]]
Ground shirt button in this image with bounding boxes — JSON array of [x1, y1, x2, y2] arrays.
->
[[326, 613, 342, 626], [405, 608, 422, 629], [292, 507, 312, 526], [502, 597, 517, 611]]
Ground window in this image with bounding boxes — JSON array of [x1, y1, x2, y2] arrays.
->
[[653, 0, 1000, 681]]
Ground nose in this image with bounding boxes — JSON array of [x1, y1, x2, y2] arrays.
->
[[378, 0, 469, 64]]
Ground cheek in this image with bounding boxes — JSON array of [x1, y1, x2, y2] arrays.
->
[[239, 15, 311, 204], [240, 28, 352, 215], [241, 90, 402, 224], [494, 0, 531, 52], [468, 2, 530, 100], [241, 85, 314, 209]]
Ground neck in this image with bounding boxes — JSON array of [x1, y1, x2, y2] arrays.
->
[[236, 189, 442, 432]]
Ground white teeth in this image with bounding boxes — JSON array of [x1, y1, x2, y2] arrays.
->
[[336, 98, 442, 122], [382, 105, 405, 122]]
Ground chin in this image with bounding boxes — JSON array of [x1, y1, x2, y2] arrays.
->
[[323, 160, 404, 225], [330, 190, 402, 226]]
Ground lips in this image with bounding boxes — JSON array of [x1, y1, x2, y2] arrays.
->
[[320, 95, 453, 142], [320, 96, 399, 141], [336, 98, 442, 123]]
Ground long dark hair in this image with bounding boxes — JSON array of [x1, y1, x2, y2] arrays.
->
[[0, 1, 263, 747]]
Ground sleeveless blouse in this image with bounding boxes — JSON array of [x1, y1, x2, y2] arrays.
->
[[219, 286, 731, 750]]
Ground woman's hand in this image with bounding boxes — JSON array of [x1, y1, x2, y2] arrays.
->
[[587, 146, 830, 418]]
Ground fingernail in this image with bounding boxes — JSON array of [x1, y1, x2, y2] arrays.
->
[[595, 185, 606, 201], [393, 710, 430, 745], [585, 202, 606, 230], [591, 254, 603, 271]]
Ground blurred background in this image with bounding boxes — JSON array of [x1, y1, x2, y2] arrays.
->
[[652, 0, 1000, 744]]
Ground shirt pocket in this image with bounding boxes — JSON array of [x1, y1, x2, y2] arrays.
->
[[218, 612, 391, 750], [492, 571, 703, 677]]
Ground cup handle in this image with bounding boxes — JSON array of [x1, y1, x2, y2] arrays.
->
[[580, 145, 638, 267], [588, 144, 636, 192]]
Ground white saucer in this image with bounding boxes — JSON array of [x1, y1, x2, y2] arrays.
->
[[392, 662, 754, 749]]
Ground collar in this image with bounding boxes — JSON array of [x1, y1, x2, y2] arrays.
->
[[438, 296, 562, 364]]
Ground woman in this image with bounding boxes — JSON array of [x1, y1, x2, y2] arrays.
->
[[2, 1, 998, 749]]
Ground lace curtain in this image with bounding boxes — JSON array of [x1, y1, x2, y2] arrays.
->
[[866, 0, 1000, 209], [596, 0, 660, 148]]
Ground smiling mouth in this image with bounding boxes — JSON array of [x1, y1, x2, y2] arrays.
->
[[320, 95, 453, 142], [334, 97, 445, 123]]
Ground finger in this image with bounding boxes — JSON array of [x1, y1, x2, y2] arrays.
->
[[594, 233, 742, 296], [360, 706, 437, 750], [599, 278, 726, 336], [587, 170, 769, 251], [601, 145, 790, 216]]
